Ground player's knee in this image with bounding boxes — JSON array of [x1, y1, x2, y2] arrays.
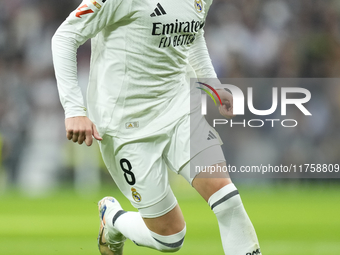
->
[[151, 225, 186, 252]]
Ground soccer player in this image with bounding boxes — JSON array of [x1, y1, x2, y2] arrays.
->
[[52, 0, 262, 254]]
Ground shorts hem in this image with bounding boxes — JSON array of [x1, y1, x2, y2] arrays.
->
[[136, 188, 178, 218], [139, 199, 178, 218]]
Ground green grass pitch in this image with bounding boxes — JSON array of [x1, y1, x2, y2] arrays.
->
[[0, 180, 340, 255]]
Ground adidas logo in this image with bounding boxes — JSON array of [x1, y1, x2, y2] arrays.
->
[[125, 121, 139, 129], [207, 131, 217, 140], [150, 3, 167, 17]]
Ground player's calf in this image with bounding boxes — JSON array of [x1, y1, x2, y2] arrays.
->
[[208, 183, 261, 255], [113, 209, 186, 253], [148, 226, 186, 252], [100, 195, 186, 253]]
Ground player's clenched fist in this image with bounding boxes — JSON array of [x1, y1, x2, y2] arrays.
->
[[216, 89, 235, 119], [65, 116, 102, 146]]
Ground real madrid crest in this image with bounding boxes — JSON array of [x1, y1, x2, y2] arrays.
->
[[194, 0, 203, 13], [131, 188, 142, 202]]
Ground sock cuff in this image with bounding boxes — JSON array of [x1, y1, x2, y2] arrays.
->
[[112, 210, 127, 226], [150, 225, 186, 249], [208, 183, 240, 211]]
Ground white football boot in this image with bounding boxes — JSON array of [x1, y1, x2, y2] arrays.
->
[[98, 197, 127, 255]]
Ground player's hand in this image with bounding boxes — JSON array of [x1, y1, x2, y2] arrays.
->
[[65, 116, 102, 146], [216, 89, 235, 119]]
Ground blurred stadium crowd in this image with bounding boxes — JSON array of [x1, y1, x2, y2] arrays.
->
[[0, 0, 339, 195]]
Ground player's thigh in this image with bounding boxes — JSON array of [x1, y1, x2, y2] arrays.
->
[[99, 134, 171, 211], [99, 134, 185, 234], [165, 110, 232, 201], [179, 143, 232, 201], [167, 109, 226, 181], [164, 112, 223, 175]]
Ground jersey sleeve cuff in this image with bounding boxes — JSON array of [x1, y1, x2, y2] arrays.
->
[[197, 77, 221, 89], [65, 107, 88, 119]]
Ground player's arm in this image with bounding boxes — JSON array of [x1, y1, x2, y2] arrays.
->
[[51, 0, 126, 145], [188, 31, 234, 119]]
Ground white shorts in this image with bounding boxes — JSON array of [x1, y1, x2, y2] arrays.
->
[[98, 112, 225, 218]]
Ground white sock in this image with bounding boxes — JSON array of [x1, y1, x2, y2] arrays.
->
[[108, 210, 186, 252], [208, 183, 261, 255]]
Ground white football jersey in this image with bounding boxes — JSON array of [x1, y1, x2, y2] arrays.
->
[[52, 0, 217, 138]]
